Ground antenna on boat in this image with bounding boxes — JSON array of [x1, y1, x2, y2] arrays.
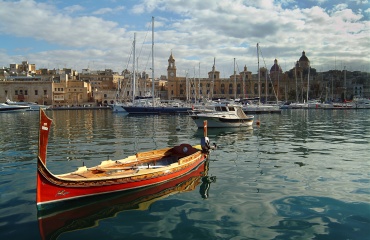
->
[[201, 120, 210, 152], [203, 120, 207, 138]]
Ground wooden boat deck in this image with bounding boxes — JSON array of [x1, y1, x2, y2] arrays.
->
[[56, 145, 199, 181]]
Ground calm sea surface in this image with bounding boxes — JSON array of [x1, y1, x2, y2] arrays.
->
[[0, 109, 369, 240]]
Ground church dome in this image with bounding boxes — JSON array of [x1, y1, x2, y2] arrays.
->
[[299, 51, 309, 62], [298, 51, 310, 69], [270, 59, 280, 72]]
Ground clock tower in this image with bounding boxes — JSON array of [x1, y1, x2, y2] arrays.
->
[[167, 52, 176, 79]]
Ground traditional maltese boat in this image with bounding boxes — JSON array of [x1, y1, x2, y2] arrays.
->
[[37, 109, 211, 210], [38, 160, 211, 240]]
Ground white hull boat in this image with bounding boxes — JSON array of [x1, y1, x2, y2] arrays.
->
[[0, 103, 30, 112], [5, 98, 48, 111], [190, 103, 254, 128]]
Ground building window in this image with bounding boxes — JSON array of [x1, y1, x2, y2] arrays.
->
[[25, 90, 28, 95], [269, 83, 272, 94], [35, 90, 38, 95], [55, 88, 57, 91], [5, 90, 7, 96], [15, 90, 18, 95], [20, 90, 23, 95], [254, 83, 258, 94], [44, 90, 47, 95], [229, 84, 233, 94]]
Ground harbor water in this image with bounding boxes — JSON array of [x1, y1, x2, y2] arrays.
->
[[0, 109, 369, 239]]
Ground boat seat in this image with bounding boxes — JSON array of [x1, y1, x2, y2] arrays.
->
[[75, 166, 87, 173]]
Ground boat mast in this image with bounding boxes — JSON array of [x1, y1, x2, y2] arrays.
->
[[344, 66, 346, 100], [211, 57, 215, 100], [243, 67, 246, 99], [198, 62, 201, 101], [151, 16, 155, 106], [265, 68, 268, 103], [132, 33, 136, 102], [306, 63, 310, 102], [277, 65, 280, 103], [295, 61, 298, 103], [185, 71, 189, 101], [257, 43, 261, 104], [193, 67, 196, 103], [301, 69, 303, 103], [234, 58, 236, 100]]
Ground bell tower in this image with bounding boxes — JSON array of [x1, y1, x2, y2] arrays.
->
[[167, 52, 176, 79]]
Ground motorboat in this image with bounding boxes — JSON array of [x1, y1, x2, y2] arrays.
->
[[5, 98, 48, 111], [0, 103, 30, 112], [36, 109, 212, 210], [189, 102, 254, 128], [353, 97, 370, 109]]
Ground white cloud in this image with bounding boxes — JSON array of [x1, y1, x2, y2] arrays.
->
[[92, 6, 125, 15], [0, 0, 368, 76], [64, 4, 84, 13]]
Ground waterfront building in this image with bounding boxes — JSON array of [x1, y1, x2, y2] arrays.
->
[[0, 75, 52, 104], [0, 53, 368, 106], [166, 53, 258, 101]]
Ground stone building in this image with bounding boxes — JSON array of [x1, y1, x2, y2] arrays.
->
[[166, 53, 258, 101], [0, 75, 53, 104]]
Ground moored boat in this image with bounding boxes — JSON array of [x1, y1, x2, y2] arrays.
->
[[5, 98, 49, 111], [0, 102, 30, 112], [190, 102, 254, 128], [36, 109, 212, 210], [353, 97, 370, 109], [38, 159, 211, 240]]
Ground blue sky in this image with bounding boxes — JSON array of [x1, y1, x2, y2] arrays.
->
[[0, 0, 369, 78]]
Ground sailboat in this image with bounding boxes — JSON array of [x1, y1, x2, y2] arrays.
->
[[122, 17, 191, 114], [111, 77, 127, 113], [242, 43, 281, 114]]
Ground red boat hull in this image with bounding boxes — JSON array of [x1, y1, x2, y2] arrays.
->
[[36, 109, 210, 210], [36, 154, 206, 209], [38, 160, 209, 240]]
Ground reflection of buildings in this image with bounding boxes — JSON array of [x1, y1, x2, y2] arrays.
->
[[0, 54, 369, 106]]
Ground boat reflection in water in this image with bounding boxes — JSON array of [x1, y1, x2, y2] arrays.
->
[[38, 160, 214, 240], [193, 125, 254, 146]]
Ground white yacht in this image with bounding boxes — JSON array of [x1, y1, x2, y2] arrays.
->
[[190, 102, 254, 128], [0, 103, 30, 112], [5, 98, 49, 111]]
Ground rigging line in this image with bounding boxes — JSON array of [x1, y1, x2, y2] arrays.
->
[[125, 43, 133, 70], [235, 61, 240, 73], [143, 49, 151, 73], [258, 46, 278, 100], [136, 22, 151, 70]]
